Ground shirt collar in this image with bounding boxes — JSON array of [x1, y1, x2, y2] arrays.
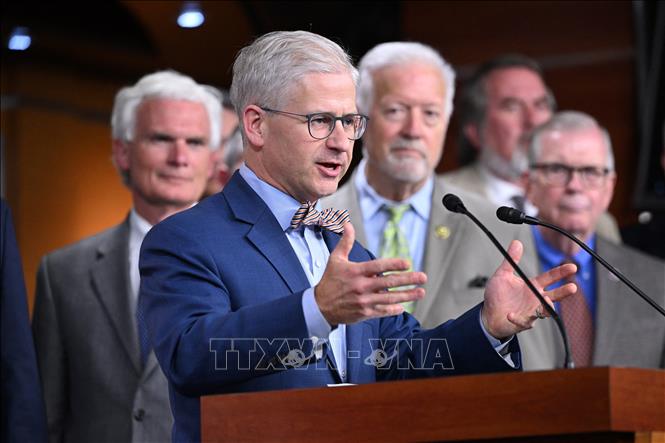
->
[[479, 164, 524, 203], [354, 158, 432, 220], [532, 224, 595, 269], [239, 164, 313, 232], [129, 208, 153, 242]]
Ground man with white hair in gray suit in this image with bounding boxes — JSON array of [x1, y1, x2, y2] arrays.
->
[[32, 70, 221, 443]]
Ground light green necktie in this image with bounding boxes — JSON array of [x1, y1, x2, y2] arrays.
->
[[379, 204, 415, 313]]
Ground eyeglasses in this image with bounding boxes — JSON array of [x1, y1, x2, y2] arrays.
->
[[530, 162, 610, 188], [260, 107, 369, 140]]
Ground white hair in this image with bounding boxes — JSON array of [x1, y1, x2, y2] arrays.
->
[[356, 41, 456, 120], [528, 111, 615, 171], [111, 70, 222, 149], [230, 30, 358, 135]]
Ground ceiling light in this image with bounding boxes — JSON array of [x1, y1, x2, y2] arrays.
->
[[177, 2, 205, 28], [8, 27, 31, 51]]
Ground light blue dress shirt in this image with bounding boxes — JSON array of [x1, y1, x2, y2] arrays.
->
[[354, 159, 430, 272], [239, 165, 348, 381]]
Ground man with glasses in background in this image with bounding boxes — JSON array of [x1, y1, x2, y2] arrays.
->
[[139, 31, 578, 443], [522, 111, 664, 369], [443, 54, 621, 242]]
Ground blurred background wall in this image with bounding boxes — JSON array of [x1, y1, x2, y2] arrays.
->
[[1, 0, 662, 311]]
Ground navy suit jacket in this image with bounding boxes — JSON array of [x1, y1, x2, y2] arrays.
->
[[140, 173, 520, 442], [1, 200, 47, 443]]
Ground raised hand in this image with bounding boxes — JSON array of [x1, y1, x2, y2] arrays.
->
[[482, 240, 578, 339], [314, 222, 427, 325]]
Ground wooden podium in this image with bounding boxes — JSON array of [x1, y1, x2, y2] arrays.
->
[[201, 367, 664, 442]]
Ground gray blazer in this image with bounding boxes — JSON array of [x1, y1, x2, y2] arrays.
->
[[441, 162, 623, 243], [521, 234, 665, 369], [322, 171, 560, 370], [32, 219, 173, 443]]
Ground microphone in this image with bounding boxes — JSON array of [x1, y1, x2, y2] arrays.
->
[[497, 206, 665, 317], [442, 194, 574, 368], [496, 206, 539, 225]]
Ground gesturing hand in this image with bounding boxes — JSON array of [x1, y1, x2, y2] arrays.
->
[[482, 240, 578, 339], [314, 223, 427, 325]]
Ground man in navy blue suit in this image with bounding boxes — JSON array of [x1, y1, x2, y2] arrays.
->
[[139, 31, 578, 443], [1, 199, 47, 442]]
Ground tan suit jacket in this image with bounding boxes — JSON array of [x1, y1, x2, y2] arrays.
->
[[322, 170, 562, 370], [441, 162, 622, 243]]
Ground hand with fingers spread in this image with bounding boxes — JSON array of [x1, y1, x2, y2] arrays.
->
[[314, 223, 427, 325], [482, 240, 578, 339]]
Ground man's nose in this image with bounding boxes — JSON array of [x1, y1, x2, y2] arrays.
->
[[401, 108, 425, 139], [168, 140, 190, 165]]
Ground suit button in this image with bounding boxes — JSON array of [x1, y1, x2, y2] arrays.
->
[[133, 409, 145, 421]]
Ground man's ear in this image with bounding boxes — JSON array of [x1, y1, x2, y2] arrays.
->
[[463, 123, 482, 150], [112, 139, 130, 171], [242, 105, 266, 149]]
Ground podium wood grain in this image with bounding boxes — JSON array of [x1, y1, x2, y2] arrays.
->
[[201, 367, 664, 442]]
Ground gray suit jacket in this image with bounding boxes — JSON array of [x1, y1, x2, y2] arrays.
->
[[32, 219, 173, 443], [322, 171, 560, 370], [441, 162, 622, 243], [521, 233, 665, 369]]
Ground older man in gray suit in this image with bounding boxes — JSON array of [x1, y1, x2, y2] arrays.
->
[[521, 111, 665, 368], [32, 71, 221, 442], [322, 42, 561, 370]]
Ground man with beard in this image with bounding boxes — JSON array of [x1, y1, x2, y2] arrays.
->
[[139, 32, 578, 442], [322, 42, 563, 370], [442, 54, 620, 241], [523, 111, 664, 368]]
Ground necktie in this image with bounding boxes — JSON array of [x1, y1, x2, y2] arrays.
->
[[559, 260, 594, 367], [290, 201, 350, 234], [379, 204, 415, 313], [136, 293, 151, 367], [510, 194, 526, 213]]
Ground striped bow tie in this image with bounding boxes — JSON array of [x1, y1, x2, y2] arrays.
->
[[290, 201, 350, 234]]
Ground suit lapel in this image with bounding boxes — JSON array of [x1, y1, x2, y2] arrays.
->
[[413, 179, 467, 320], [226, 173, 311, 293], [90, 220, 142, 375]]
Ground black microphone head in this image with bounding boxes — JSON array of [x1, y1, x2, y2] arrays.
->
[[496, 206, 525, 224], [442, 194, 466, 214]]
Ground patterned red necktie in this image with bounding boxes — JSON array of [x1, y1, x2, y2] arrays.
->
[[290, 201, 350, 234], [559, 261, 594, 367]]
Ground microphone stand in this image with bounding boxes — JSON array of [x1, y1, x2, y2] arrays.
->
[[444, 195, 574, 368], [497, 207, 665, 317]]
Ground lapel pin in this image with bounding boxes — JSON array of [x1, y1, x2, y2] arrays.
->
[[435, 225, 450, 239]]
